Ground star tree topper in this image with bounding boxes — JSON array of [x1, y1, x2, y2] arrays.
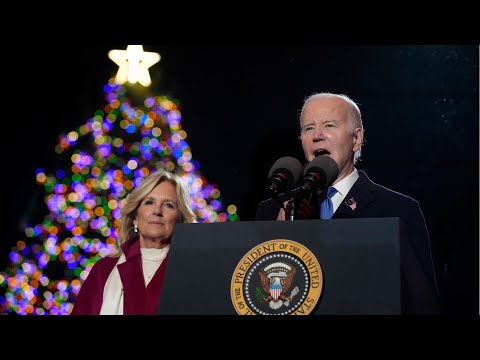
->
[[108, 45, 161, 87]]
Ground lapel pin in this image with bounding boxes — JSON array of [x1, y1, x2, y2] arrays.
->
[[345, 198, 357, 210]]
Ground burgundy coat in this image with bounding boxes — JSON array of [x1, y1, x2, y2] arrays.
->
[[71, 236, 168, 315]]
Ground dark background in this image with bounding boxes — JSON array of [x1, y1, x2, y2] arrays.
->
[[2, 44, 478, 315]]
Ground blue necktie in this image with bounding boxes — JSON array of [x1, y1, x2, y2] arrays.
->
[[320, 187, 338, 219]]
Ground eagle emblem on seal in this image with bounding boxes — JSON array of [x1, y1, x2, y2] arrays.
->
[[259, 262, 299, 310]]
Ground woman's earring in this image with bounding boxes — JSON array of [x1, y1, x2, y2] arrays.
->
[[134, 225, 138, 233]]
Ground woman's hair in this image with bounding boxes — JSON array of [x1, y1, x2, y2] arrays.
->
[[114, 169, 197, 256]]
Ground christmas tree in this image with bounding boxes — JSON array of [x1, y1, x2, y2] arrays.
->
[[0, 45, 239, 315]]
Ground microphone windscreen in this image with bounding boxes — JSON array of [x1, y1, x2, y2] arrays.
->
[[303, 155, 339, 189], [268, 156, 303, 188]]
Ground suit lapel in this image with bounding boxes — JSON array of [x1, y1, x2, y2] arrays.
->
[[334, 170, 376, 218]]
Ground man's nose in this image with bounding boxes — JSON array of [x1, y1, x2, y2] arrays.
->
[[312, 127, 324, 140]]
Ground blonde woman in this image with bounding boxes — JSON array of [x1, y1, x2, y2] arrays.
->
[[72, 169, 196, 315]]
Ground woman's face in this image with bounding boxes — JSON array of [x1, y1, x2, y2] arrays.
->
[[133, 181, 181, 248]]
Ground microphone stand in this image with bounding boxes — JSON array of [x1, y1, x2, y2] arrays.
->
[[270, 191, 296, 221], [288, 197, 295, 221], [270, 187, 315, 221], [284, 192, 303, 221], [287, 187, 316, 221]]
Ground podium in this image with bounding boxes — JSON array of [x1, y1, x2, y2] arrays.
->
[[156, 218, 432, 315]]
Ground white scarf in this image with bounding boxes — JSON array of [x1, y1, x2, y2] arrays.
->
[[99, 246, 169, 315]]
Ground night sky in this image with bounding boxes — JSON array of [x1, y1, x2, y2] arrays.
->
[[3, 44, 478, 314]]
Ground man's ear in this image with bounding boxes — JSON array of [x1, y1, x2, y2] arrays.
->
[[353, 128, 363, 152]]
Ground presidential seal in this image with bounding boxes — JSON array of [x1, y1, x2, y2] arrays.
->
[[230, 239, 323, 315]]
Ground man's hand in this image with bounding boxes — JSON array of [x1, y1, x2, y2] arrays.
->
[[295, 198, 315, 219]]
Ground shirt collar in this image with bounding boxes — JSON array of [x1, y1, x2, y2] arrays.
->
[[331, 167, 359, 197]]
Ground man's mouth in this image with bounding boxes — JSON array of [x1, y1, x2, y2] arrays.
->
[[314, 149, 330, 157]]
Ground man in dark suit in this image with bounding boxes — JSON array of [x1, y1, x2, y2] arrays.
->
[[255, 92, 441, 315]]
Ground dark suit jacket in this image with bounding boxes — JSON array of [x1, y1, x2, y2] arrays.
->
[[71, 235, 169, 315], [255, 170, 442, 315]]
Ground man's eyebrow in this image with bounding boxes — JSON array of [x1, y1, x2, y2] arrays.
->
[[303, 119, 338, 125]]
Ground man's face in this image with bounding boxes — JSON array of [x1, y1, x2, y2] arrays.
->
[[300, 97, 362, 181]]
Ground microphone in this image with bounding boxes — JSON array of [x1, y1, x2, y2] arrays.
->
[[290, 155, 339, 198], [267, 156, 303, 197]]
